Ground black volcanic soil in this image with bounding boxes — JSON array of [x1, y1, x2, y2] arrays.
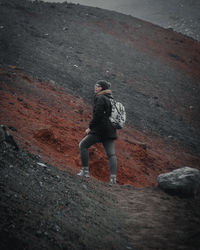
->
[[1, 138, 200, 250], [0, 0, 200, 249]]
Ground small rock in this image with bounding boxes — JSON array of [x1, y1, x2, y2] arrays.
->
[[55, 224, 60, 232], [17, 97, 23, 102], [0, 125, 19, 150], [63, 26, 68, 31], [8, 126, 17, 132], [49, 79, 56, 85], [0, 126, 6, 142], [36, 230, 42, 235], [37, 162, 46, 167]]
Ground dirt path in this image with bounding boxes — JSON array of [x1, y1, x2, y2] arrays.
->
[[109, 185, 200, 249]]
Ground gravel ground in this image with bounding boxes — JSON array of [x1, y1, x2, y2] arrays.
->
[[1, 139, 200, 250]]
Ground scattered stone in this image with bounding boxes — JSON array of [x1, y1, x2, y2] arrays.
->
[[55, 224, 60, 232], [8, 65, 23, 70], [0, 126, 6, 143], [36, 230, 42, 235], [37, 162, 46, 167], [49, 79, 56, 85], [0, 125, 19, 150], [157, 167, 200, 197], [8, 126, 17, 132]]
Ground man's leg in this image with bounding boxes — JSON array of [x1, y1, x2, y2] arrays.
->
[[78, 134, 100, 177], [103, 139, 118, 185]]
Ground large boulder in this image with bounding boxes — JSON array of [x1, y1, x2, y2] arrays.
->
[[157, 167, 200, 197]]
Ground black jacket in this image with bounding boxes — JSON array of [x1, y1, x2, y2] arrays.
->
[[89, 90, 117, 140]]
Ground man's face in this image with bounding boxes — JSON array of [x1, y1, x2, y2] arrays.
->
[[94, 84, 102, 94]]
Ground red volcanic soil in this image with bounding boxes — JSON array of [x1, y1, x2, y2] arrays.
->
[[1, 66, 199, 187]]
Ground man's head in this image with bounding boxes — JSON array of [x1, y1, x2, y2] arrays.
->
[[96, 80, 111, 90], [94, 80, 111, 94]]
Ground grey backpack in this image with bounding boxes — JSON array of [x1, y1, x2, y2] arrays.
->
[[109, 99, 126, 129]]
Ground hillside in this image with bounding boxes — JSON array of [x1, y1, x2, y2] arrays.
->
[[0, 0, 200, 249]]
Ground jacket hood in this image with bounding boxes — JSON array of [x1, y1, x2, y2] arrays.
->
[[96, 89, 113, 99]]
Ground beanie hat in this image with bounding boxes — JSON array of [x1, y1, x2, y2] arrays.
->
[[96, 80, 111, 90]]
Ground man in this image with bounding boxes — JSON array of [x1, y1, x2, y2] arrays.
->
[[78, 80, 118, 185]]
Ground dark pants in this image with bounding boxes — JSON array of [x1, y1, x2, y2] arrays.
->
[[79, 134, 118, 175]]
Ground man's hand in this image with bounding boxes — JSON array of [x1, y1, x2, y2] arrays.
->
[[85, 128, 91, 134]]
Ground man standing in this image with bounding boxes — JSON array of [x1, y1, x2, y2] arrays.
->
[[78, 80, 118, 185]]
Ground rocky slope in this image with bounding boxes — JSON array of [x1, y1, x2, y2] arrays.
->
[[1, 137, 200, 250], [0, 0, 200, 249], [62, 0, 200, 42]]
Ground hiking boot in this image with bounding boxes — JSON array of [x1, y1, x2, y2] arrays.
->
[[109, 175, 117, 186], [77, 167, 90, 178]]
